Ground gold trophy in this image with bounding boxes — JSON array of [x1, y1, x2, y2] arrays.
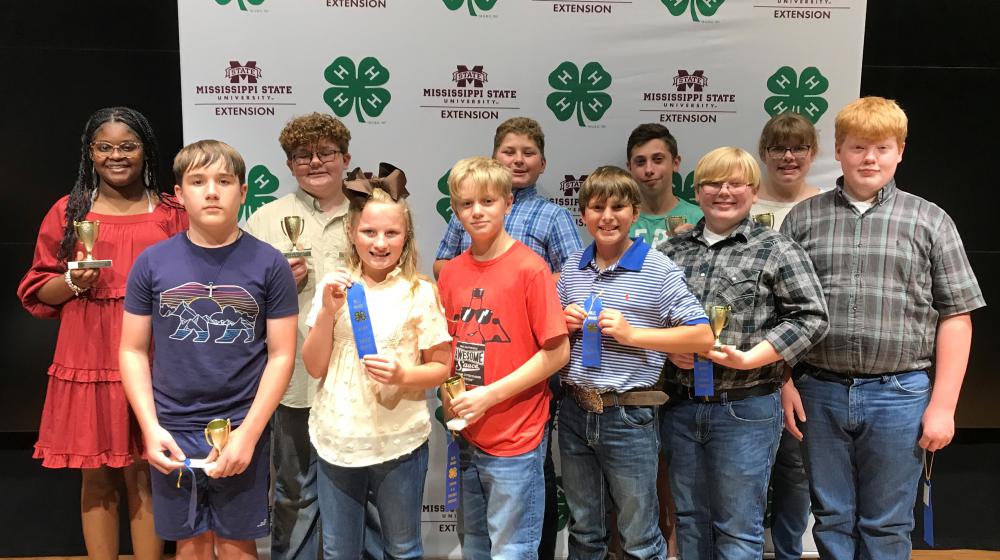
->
[[444, 375, 468, 431], [666, 215, 688, 236], [184, 418, 231, 470], [68, 220, 112, 269], [708, 305, 731, 351], [753, 212, 775, 229], [280, 216, 312, 258]]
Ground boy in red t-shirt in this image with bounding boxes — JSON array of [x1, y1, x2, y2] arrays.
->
[[438, 156, 570, 560]]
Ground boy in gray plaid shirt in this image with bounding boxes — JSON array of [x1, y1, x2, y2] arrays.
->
[[658, 146, 828, 559], [781, 96, 985, 559]]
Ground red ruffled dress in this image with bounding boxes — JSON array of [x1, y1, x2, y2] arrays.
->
[[17, 194, 187, 469]]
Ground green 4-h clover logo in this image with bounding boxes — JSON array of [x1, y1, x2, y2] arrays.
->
[[442, 0, 497, 16], [215, 0, 264, 11], [546, 61, 613, 127], [437, 170, 453, 223], [672, 170, 697, 205], [661, 0, 725, 22], [240, 165, 278, 221], [324, 56, 391, 124], [764, 66, 829, 124]]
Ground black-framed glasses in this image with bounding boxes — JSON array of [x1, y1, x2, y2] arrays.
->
[[699, 181, 751, 194], [90, 141, 142, 157], [291, 148, 342, 165], [459, 307, 493, 324], [765, 145, 812, 159]]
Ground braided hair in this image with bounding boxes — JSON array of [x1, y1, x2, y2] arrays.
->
[[58, 107, 174, 260]]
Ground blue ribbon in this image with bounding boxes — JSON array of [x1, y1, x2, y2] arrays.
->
[[179, 459, 199, 530], [693, 356, 714, 397], [347, 283, 379, 359], [444, 432, 460, 511], [581, 293, 603, 368]]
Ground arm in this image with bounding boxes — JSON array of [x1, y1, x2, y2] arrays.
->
[[301, 270, 351, 379], [36, 251, 101, 305], [433, 259, 449, 279], [600, 309, 714, 354], [210, 313, 297, 478], [919, 312, 973, 452], [364, 342, 452, 390], [450, 334, 570, 426], [547, 205, 583, 277], [433, 215, 466, 279], [119, 311, 186, 474]]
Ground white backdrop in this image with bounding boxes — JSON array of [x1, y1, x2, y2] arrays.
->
[[179, 1, 867, 557]]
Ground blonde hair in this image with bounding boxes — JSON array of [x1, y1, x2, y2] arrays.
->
[[694, 147, 761, 191], [834, 96, 907, 148], [346, 188, 425, 294], [173, 139, 246, 184], [447, 156, 513, 204], [493, 117, 545, 157], [578, 166, 641, 214]]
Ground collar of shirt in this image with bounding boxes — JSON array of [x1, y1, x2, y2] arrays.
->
[[834, 176, 897, 207], [512, 184, 539, 204], [578, 237, 650, 271], [348, 263, 406, 288], [691, 217, 754, 247], [294, 188, 349, 221]]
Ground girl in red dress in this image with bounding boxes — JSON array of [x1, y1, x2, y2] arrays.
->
[[17, 107, 187, 559]]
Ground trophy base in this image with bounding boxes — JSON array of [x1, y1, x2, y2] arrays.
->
[[282, 250, 312, 258], [68, 259, 112, 270], [712, 343, 724, 352], [446, 418, 468, 431]]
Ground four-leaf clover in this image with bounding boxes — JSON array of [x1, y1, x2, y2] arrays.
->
[[442, 0, 497, 16], [546, 61, 613, 127], [437, 170, 453, 223], [324, 56, 392, 124], [215, 0, 264, 11], [240, 165, 278, 221], [661, 0, 725, 22], [764, 66, 829, 124]]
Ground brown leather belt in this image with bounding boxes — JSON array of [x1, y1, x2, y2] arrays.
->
[[564, 383, 669, 414]]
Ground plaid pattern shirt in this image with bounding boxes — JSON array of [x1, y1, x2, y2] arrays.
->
[[658, 218, 829, 389], [435, 185, 582, 273], [781, 178, 985, 375]]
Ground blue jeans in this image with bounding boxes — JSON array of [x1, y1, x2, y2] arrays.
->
[[459, 429, 548, 560], [558, 397, 665, 560], [770, 432, 811, 560], [796, 370, 930, 560], [317, 442, 429, 560], [661, 391, 782, 559], [272, 405, 320, 560]]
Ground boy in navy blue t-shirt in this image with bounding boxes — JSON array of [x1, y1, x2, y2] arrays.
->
[[121, 140, 298, 555]]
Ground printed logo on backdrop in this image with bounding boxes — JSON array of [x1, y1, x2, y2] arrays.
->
[[193, 61, 295, 117], [531, 0, 618, 14], [753, 0, 849, 20], [326, 0, 387, 7], [661, 0, 724, 22], [546, 62, 613, 128], [764, 66, 829, 124], [324, 56, 391, 124], [240, 165, 279, 222], [420, 65, 519, 120], [548, 174, 588, 227], [672, 170, 696, 205], [442, 0, 498, 17], [215, 0, 266, 12], [437, 170, 453, 223], [640, 69, 736, 124]]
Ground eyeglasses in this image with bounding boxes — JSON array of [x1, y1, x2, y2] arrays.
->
[[90, 141, 142, 157], [699, 181, 751, 194], [765, 145, 812, 159], [291, 148, 342, 165], [459, 307, 493, 324]]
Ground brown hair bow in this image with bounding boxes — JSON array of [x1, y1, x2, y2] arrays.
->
[[343, 162, 409, 205]]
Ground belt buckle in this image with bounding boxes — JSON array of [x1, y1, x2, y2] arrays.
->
[[572, 385, 604, 414]]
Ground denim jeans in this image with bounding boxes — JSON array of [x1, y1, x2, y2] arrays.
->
[[796, 370, 930, 560], [272, 405, 320, 560], [661, 391, 782, 560], [316, 441, 429, 560], [459, 429, 548, 560], [558, 397, 665, 560], [769, 432, 811, 560]]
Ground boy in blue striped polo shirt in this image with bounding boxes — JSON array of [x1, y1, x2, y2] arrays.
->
[[556, 166, 713, 560]]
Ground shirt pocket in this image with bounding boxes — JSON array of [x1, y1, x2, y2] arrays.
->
[[715, 268, 762, 315]]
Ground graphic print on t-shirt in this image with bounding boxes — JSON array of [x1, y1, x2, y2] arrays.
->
[[450, 288, 509, 387], [159, 282, 260, 344]]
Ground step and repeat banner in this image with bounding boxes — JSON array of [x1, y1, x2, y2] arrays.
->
[[179, 1, 866, 557]]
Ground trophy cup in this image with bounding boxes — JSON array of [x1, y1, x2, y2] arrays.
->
[[68, 220, 112, 269], [280, 216, 312, 258], [753, 212, 775, 229], [444, 375, 468, 431], [204, 418, 231, 453], [666, 215, 688, 236], [708, 305, 731, 351]]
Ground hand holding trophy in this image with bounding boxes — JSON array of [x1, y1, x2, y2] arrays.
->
[[708, 305, 731, 351], [185, 418, 231, 470], [281, 215, 312, 258], [666, 215, 688, 237], [68, 221, 113, 269], [752, 213, 775, 229], [444, 375, 468, 432]]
